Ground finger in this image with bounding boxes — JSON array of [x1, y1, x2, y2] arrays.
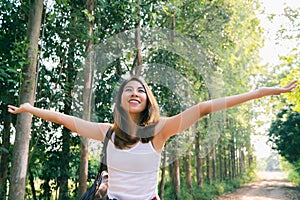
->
[[8, 105, 19, 113], [8, 108, 15, 113], [284, 80, 297, 88], [285, 82, 297, 92], [8, 105, 18, 110]]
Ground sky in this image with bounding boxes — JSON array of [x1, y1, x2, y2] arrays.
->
[[253, 0, 300, 159], [257, 0, 300, 66]]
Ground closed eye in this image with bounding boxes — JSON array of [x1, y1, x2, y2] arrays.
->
[[124, 87, 133, 92]]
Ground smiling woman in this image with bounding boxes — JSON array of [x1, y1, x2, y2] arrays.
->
[[7, 76, 297, 200], [112, 77, 161, 150]]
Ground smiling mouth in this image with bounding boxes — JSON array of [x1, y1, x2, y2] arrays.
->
[[129, 99, 141, 104]]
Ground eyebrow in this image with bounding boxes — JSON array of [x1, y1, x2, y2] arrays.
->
[[124, 86, 145, 90], [124, 86, 133, 90]]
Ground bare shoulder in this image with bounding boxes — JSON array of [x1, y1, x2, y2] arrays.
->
[[75, 120, 113, 141]]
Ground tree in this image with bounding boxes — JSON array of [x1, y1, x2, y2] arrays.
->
[[1, 0, 265, 198], [78, 0, 95, 197], [0, 1, 27, 198], [268, 107, 300, 168], [9, 0, 44, 199]]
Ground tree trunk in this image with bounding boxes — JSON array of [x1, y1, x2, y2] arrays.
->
[[0, 108, 11, 199], [230, 137, 236, 179], [205, 147, 210, 184], [169, 158, 180, 200], [134, 20, 143, 76], [168, 13, 180, 199], [40, 178, 51, 200], [159, 149, 167, 200], [78, 0, 95, 197], [195, 128, 203, 187], [240, 148, 245, 174], [248, 153, 253, 169], [59, 127, 71, 199], [227, 144, 232, 179], [185, 147, 192, 189], [218, 144, 223, 181], [224, 145, 228, 179], [58, 60, 75, 199], [29, 169, 37, 200], [9, 0, 43, 199], [131, 0, 143, 76], [212, 148, 216, 181]]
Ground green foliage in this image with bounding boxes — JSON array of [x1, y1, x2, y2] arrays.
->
[[288, 169, 300, 186], [1, 0, 286, 199], [0, 1, 27, 106], [280, 67, 300, 112], [268, 106, 300, 168], [163, 172, 256, 200], [279, 158, 300, 186]]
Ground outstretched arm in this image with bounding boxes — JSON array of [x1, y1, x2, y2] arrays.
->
[[200, 80, 298, 115], [8, 103, 111, 141], [158, 80, 298, 140]]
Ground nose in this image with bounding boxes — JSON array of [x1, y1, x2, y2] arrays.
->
[[131, 89, 138, 97]]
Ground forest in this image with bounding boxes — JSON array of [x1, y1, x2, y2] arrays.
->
[[0, 0, 299, 199]]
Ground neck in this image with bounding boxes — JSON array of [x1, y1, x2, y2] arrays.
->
[[130, 113, 141, 124]]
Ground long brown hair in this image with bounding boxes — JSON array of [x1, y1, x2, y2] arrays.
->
[[112, 76, 160, 149]]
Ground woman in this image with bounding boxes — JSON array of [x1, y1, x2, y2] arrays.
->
[[8, 77, 297, 200]]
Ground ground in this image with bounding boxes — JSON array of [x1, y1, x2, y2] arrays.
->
[[217, 171, 300, 200]]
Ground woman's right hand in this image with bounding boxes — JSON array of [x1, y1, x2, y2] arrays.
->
[[8, 103, 32, 114]]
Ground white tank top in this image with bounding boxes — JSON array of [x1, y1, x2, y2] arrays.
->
[[107, 133, 161, 200]]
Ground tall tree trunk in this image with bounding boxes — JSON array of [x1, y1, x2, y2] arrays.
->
[[59, 127, 71, 199], [40, 178, 51, 200], [9, 0, 43, 199], [212, 148, 216, 181], [224, 145, 228, 179], [28, 169, 37, 200], [227, 144, 232, 179], [78, 136, 89, 196], [205, 147, 210, 184], [169, 158, 180, 200], [78, 0, 95, 197], [185, 147, 192, 189], [58, 60, 76, 199], [248, 153, 253, 169], [133, 0, 143, 76], [59, 129, 71, 199], [218, 144, 223, 181], [134, 20, 143, 76], [230, 136, 236, 179], [239, 148, 244, 174], [168, 12, 180, 199], [240, 138, 246, 174], [159, 149, 167, 200], [0, 108, 12, 199], [195, 129, 203, 187], [203, 118, 211, 184]]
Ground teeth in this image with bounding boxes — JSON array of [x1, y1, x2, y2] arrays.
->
[[129, 99, 140, 103]]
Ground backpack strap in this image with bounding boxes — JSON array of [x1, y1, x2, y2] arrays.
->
[[99, 127, 112, 172]]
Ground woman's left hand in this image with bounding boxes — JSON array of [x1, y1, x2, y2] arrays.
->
[[258, 80, 298, 97]]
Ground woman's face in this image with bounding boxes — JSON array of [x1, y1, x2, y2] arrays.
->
[[121, 80, 148, 116]]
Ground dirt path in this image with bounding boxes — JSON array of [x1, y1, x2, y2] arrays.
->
[[217, 171, 300, 200]]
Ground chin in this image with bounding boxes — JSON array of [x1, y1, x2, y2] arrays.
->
[[129, 110, 143, 114]]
